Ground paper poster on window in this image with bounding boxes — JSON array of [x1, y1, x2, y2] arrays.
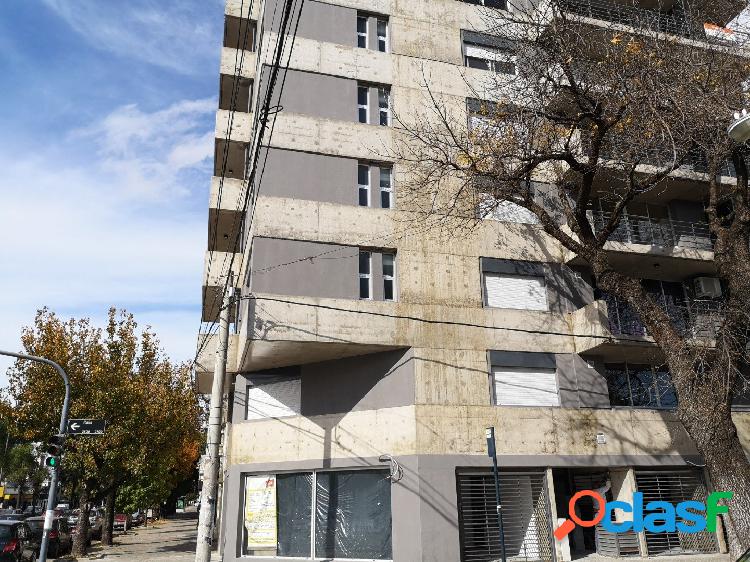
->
[[245, 475, 277, 548]]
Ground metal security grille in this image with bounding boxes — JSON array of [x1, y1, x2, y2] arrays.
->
[[457, 471, 553, 562], [635, 470, 718, 556]]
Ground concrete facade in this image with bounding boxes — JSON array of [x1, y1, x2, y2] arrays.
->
[[198, 0, 748, 561]]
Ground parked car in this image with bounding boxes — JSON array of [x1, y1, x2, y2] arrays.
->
[[88, 509, 102, 539], [0, 516, 25, 523], [0, 521, 36, 561], [113, 513, 131, 533], [26, 516, 71, 558], [66, 510, 91, 546], [130, 511, 145, 527]]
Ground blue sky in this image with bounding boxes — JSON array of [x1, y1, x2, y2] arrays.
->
[[0, 0, 225, 380]]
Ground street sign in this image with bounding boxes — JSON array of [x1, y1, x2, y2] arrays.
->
[[67, 419, 106, 435]]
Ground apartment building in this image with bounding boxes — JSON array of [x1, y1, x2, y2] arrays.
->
[[195, 0, 749, 560]]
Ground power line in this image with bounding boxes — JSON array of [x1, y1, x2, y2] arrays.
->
[[194, 0, 305, 366]]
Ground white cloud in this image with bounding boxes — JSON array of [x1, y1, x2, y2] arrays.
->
[[41, 0, 222, 75], [0, 98, 215, 382]]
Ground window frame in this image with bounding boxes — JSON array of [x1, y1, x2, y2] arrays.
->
[[378, 86, 391, 126], [358, 163, 370, 206], [379, 167, 393, 208], [359, 250, 372, 299], [357, 15, 368, 49], [462, 36, 516, 75], [358, 85, 369, 124], [382, 252, 396, 301], [604, 362, 678, 409], [241, 468, 393, 560], [377, 18, 389, 52]]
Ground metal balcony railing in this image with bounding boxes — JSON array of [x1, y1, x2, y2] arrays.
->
[[602, 293, 725, 339], [591, 211, 713, 250], [559, 0, 697, 38]]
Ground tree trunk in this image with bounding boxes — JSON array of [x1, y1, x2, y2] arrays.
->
[[101, 487, 116, 546], [676, 384, 750, 559], [72, 490, 91, 556]]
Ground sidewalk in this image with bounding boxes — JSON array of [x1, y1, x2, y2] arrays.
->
[[77, 514, 219, 562]]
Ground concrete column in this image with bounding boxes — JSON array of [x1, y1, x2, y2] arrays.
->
[[546, 468, 571, 562], [612, 467, 648, 557]]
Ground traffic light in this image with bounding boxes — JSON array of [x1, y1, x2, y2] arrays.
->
[[44, 434, 65, 468]]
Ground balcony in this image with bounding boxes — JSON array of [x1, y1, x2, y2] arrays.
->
[[602, 293, 724, 340], [591, 210, 713, 251], [559, 0, 697, 38]]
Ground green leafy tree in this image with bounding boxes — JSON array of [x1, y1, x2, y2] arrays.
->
[[7, 308, 202, 555]]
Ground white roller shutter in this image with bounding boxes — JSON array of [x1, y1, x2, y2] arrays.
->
[[493, 367, 560, 406], [246, 379, 301, 420], [465, 43, 506, 62], [484, 273, 548, 310]]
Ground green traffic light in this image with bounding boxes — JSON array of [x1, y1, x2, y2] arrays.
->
[[45, 456, 58, 468]]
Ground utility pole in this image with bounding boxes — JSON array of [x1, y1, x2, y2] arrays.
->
[[0, 350, 71, 562], [195, 281, 233, 562]]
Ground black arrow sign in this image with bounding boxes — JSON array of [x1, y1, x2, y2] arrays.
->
[[67, 419, 106, 435]]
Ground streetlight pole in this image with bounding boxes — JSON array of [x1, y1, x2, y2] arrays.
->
[[0, 350, 71, 562], [195, 283, 233, 562]]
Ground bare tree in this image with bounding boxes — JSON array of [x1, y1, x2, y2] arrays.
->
[[394, 0, 750, 555]]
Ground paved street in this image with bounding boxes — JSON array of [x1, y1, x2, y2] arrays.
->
[[74, 513, 217, 562]]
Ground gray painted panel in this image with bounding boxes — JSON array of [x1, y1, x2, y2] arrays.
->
[[301, 349, 414, 415], [250, 237, 359, 299], [571, 355, 611, 408], [274, 68, 357, 122], [260, 148, 358, 205], [297, 0, 357, 46]]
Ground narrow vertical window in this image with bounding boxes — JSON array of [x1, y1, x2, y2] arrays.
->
[[359, 251, 372, 299], [378, 87, 390, 126], [379, 167, 392, 208], [357, 15, 368, 49], [358, 86, 369, 123], [358, 164, 370, 206], [382, 253, 395, 301], [377, 19, 388, 52]]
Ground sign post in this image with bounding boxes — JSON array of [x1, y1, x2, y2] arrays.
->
[[0, 350, 71, 562], [486, 427, 507, 562], [67, 419, 106, 435]]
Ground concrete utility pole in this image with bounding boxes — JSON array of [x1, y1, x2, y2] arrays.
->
[[195, 282, 233, 562], [0, 350, 71, 562]]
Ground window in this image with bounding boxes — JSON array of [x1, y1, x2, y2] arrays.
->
[[359, 251, 372, 299], [382, 253, 395, 300], [377, 19, 388, 52], [461, 0, 507, 8], [604, 363, 677, 409], [478, 194, 538, 224], [243, 470, 392, 559], [358, 164, 370, 206], [484, 273, 548, 310], [358, 86, 369, 123], [380, 167, 393, 208], [357, 15, 368, 48], [493, 366, 560, 406], [246, 378, 301, 420], [378, 87, 391, 126], [358, 84, 391, 126], [463, 38, 516, 74]]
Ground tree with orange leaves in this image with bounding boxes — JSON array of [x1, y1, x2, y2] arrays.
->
[[6, 308, 202, 555]]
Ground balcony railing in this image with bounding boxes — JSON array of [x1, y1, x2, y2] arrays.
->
[[602, 293, 724, 339], [559, 0, 697, 38], [591, 211, 713, 250]]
